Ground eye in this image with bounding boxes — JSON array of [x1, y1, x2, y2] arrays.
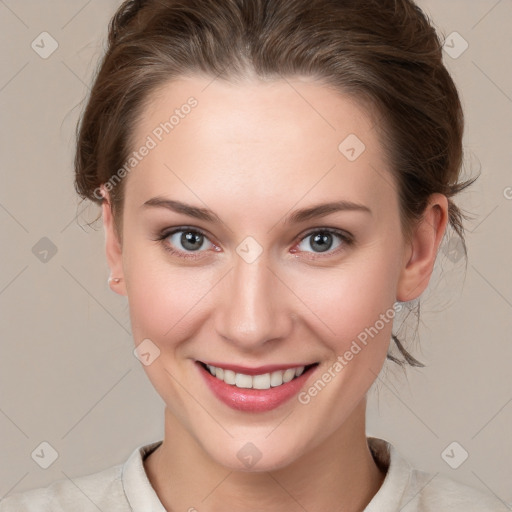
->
[[155, 226, 353, 261], [293, 229, 353, 257], [156, 227, 219, 259]]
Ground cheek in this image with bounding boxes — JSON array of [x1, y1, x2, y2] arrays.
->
[[297, 258, 397, 324], [125, 256, 214, 344], [123, 250, 217, 418], [290, 247, 400, 354]]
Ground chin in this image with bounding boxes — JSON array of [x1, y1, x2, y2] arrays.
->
[[198, 431, 308, 473]]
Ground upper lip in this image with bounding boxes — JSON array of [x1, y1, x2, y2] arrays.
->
[[198, 361, 317, 375]]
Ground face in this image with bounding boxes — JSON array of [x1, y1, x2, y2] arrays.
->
[[102, 75, 444, 471]]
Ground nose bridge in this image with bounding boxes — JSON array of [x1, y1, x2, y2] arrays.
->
[[214, 252, 292, 348]]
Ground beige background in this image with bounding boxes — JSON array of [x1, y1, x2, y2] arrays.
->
[[0, 0, 511, 506]]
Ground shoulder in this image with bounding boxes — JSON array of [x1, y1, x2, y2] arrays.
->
[[0, 461, 127, 512], [366, 437, 508, 512], [404, 467, 508, 511]]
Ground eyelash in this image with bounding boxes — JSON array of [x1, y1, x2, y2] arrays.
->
[[154, 226, 354, 261]]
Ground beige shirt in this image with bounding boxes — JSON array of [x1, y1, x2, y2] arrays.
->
[[0, 437, 506, 511]]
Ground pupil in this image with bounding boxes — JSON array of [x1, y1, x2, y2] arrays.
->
[[181, 231, 202, 251], [311, 233, 332, 252]]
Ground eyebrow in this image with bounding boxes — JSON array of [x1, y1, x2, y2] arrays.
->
[[142, 196, 372, 224]]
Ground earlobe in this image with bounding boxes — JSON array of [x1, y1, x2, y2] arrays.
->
[[101, 185, 127, 296], [396, 193, 449, 302]]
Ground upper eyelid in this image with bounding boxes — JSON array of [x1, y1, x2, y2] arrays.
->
[[161, 226, 217, 245]]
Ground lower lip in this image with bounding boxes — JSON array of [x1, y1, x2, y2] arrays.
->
[[197, 362, 317, 412]]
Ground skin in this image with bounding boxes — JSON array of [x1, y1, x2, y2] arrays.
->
[[101, 75, 448, 511]]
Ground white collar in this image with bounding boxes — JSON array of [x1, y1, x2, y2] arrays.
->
[[121, 440, 165, 511], [121, 437, 411, 512]]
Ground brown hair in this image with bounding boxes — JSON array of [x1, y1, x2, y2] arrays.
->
[[74, 0, 477, 367]]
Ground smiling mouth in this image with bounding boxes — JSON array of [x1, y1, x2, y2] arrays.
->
[[198, 362, 319, 390]]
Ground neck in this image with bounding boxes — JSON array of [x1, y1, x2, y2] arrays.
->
[[144, 399, 386, 512]]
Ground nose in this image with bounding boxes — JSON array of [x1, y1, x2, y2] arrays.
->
[[214, 254, 294, 351]]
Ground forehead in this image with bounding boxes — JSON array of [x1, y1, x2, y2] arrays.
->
[[125, 75, 396, 218]]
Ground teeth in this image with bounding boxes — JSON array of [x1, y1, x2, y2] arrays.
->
[[253, 373, 271, 390], [224, 369, 236, 385], [204, 364, 306, 389], [270, 371, 283, 387], [282, 368, 296, 383], [235, 373, 252, 388]]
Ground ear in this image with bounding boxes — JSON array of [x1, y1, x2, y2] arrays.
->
[[101, 185, 127, 296], [396, 193, 449, 302]]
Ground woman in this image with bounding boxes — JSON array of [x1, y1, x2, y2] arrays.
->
[[1, 0, 506, 510]]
